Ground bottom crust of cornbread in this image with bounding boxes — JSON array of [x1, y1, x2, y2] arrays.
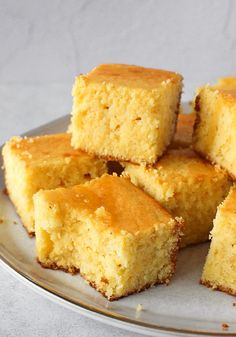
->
[[38, 260, 177, 301], [200, 279, 236, 297], [85, 277, 169, 301], [37, 258, 79, 275]]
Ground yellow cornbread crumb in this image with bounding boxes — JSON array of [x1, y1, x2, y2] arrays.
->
[[193, 77, 236, 178], [71, 64, 183, 164], [34, 174, 183, 300], [123, 148, 231, 247], [201, 185, 236, 295]]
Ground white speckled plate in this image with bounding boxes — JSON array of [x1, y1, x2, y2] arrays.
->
[[1, 107, 236, 337]]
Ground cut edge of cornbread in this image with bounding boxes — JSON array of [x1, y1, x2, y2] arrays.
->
[[200, 185, 236, 296], [71, 64, 183, 165], [193, 78, 236, 179], [34, 174, 183, 300], [123, 148, 232, 248]]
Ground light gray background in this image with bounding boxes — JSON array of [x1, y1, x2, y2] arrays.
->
[[0, 0, 236, 336]]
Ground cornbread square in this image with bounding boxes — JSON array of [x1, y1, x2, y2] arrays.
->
[[2, 133, 107, 234], [123, 148, 231, 247], [201, 186, 236, 295], [171, 112, 195, 149], [193, 77, 236, 178], [71, 64, 183, 164], [34, 175, 183, 300]]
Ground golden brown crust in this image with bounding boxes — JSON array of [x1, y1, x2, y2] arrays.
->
[[193, 94, 201, 135], [2, 188, 8, 196], [194, 94, 201, 112], [37, 258, 79, 275], [200, 279, 236, 296], [84, 276, 170, 301]]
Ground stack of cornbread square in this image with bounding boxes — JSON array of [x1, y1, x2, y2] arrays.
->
[[2, 63, 236, 300]]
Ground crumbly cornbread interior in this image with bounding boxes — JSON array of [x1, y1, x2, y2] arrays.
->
[[71, 64, 183, 164], [193, 77, 236, 178], [201, 186, 236, 295], [123, 148, 231, 247], [34, 175, 182, 300]]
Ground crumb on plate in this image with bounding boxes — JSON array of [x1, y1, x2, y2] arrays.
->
[[136, 304, 143, 312]]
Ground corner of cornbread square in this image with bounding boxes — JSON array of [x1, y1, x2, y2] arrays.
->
[[201, 185, 236, 295], [71, 64, 183, 164], [2, 133, 107, 234], [193, 77, 236, 178], [34, 174, 183, 300], [123, 148, 231, 247]]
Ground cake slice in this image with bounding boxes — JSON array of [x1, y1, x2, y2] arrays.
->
[[123, 148, 231, 247], [34, 174, 183, 300], [71, 64, 183, 164], [2, 133, 107, 234], [193, 77, 236, 178], [201, 185, 236, 295]]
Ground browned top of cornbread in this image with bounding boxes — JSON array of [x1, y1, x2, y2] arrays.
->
[[4, 133, 95, 164], [37, 174, 176, 234], [198, 77, 236, 105], [172, 113, 195, 148], [147, 148, 229, 181], [82, 64, 182, 89], [214, 77, 236, 90], [218, 185, 236, 213]]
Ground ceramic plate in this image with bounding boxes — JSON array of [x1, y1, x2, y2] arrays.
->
[[1, 109, 236, 337]]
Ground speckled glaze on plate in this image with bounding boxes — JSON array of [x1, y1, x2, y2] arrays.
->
[[1, 105, 236, 337]]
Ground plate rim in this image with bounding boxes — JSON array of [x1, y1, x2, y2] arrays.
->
[[0, 113, 235, 337]]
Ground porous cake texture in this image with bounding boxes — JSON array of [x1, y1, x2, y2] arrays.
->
[[193, 77, 236, 179], [2, 133, 107, 234], [201, 185, 236, 295], [34, 174, 183, 300], [123, 148, 231, 247], [71, 64, 183, 164]]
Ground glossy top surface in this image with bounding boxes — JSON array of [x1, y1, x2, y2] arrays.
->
[[2, 133, 95, 164], [79, 63, 183, 89], [147, 148, 228, 181], [35, 174, 174, 234]]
